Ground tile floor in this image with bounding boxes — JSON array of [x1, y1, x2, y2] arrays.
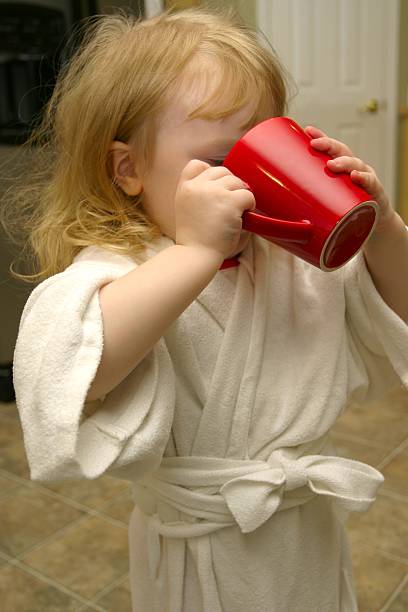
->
[[1, 387, 408, 611]]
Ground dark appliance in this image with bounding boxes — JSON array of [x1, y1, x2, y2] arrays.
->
[[0, 2, 68, 145]]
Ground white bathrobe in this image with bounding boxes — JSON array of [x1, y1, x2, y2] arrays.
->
[[13, 233, 408, 612]]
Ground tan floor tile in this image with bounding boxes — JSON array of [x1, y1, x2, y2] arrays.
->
[[0, 484, 84, 556], [387, 577, 408, 611], [347, 494, 408, 561], [0, 441, 30, 478], [0, 412, 24, 447], [381, 451, 408, 498], [329, 432, 390, 468], [21, 514, 129, 600], [348, 542, 407, 612], [42, 475, 130, 511], [0, 408, 30, 478], [0, 402, 19, 419], [0, 563, 82, 611], [333, 389, 408, 448], [99, 490, 134, 524], [0, 473, 21, 498], [96, 574, 131, 611]]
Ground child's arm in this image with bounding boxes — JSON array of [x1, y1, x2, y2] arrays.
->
[[87, 159, 254, 404], [362, 211, 408, 322], [305, 125, 408, 323], [86, 244, 222, 402]]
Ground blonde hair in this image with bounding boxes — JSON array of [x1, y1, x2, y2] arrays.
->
[[0, 3, 292, 284]]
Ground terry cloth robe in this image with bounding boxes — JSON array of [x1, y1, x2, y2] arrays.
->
[[13, 233, 408, 612]]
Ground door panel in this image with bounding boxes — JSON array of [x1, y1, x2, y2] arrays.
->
[[257, 0, 400, 203]]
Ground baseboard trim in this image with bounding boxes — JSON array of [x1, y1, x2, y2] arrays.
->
[[0, 362, 15, 402]]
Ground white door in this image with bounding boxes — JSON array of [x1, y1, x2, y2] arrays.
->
[[256, 0, 400, 204]]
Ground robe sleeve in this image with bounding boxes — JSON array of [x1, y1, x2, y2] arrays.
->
[[343, 249, 408, 404], [13, 260, 176, 483]]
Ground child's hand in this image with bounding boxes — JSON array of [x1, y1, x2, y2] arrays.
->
[[304, 125, 395, 232], [174, 159, 255, 260]]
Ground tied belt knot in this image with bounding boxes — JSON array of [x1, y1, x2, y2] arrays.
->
[[131, 444, 384, 580]]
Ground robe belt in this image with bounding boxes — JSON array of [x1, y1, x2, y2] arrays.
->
[[131, 446, 384, 582]]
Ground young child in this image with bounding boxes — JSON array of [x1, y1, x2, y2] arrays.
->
[[5, 6, 408, 612]]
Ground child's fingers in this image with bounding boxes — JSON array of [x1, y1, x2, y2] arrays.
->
[[326, 155, 387, 205], [350, 170, 390, 210], [304, 125, 326, 139], [304, 125, 354, 158], [350, 169, 379, 194], [181, 159, 211, 180], [304, 130, 390, 210], [188, 161, 236, 182], [327, 157, 384, 199], [216, 173, 251, 191], [310, 136, 353, 158], [326, 156, 367, 173]]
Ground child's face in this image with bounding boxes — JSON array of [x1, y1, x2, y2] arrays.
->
[[139, 72, 265, 258]]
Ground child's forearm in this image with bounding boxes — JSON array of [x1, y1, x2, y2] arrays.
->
[[363, 211, 408, 323], [85, 244, 223, 403]]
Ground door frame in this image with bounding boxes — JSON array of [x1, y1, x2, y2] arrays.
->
[[255, 0, 400, 206]]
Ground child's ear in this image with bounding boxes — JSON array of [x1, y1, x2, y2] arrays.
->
[[109, 141, 143, 196]]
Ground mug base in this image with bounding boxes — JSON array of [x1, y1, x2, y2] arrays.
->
[[321, 201, 379, 271]]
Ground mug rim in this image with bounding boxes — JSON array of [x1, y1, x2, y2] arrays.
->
[[320, 200, 379, 272]]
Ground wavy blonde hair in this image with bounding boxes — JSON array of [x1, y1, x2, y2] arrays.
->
[[0, 2, 292, 283]]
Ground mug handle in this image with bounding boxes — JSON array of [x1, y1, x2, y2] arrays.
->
[[243, 211, 313, 244]]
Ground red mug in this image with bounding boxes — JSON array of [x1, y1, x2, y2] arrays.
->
[[223, 117, 379, 271]]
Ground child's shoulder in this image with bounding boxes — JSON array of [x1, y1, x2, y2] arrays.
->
[[72, 235, 174, 268], [21, 236, 175, 322], [72, 244, 136, 267]]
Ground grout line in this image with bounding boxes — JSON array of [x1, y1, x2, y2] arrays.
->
[[97, 488, 133, 512], [75, 605, 107, 612], [1, 510, 124, 611], [3, 512, 99, 562], [0, 481, 20, 500], [349, 539, 408, 568], [0, 469, 28, 484], [0, 468, 130, 528], [330, 430, 406, 452], [0, 467, 132, 609], [379, 572, 408, 612], [0, 472, 131, 571], [89, 571, 130, 608], [377, 436, 408, 470], [3, 556, 108, 611], [75, 603, 109, 612], [371, 548, 408, 568], [378, 487, 408, 504], [11, 507, 127, 564], [0, 549, 13, 563]]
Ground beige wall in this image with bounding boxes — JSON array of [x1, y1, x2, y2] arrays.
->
[[228, 0, 256, 27], [166, 0, 256, 25], [398, 0, 408, 221], [399, 0, 408, 108]]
